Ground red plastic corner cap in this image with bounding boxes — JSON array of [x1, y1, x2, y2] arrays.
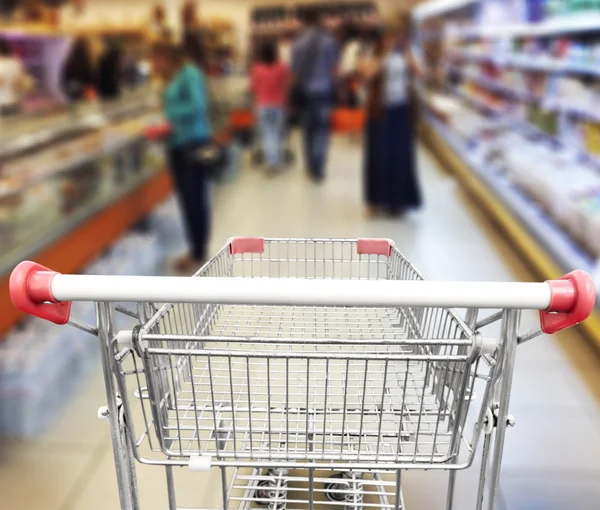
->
[[540, 270, 595, 334], [9, 261, 71, 325], [229, 237, 265, 255], [357, 238, 393, 257]]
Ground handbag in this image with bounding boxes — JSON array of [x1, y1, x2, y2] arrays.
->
[[190, 140, 227, 180]]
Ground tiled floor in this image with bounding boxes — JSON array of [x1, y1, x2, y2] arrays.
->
[[2, 136, 599, 509]]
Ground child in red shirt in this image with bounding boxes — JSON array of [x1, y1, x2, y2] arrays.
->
[[251, 42, 290, 171]]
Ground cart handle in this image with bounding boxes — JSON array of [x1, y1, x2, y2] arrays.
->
[[9, 262, 595, 332]]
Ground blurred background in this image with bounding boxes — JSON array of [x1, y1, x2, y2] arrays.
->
[[0, 0, 599, 509]]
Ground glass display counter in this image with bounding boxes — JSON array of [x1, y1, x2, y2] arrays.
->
[[0, 90, 166, 276]]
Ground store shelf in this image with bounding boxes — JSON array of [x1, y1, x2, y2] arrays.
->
[[456, 70, 600, 122], [0, 92, 155, 161], [450, 12, 600, 40], [413, 0, 479, 21], [431, 115, 593, 272], [561, 103, 600, 124], [452, 49, 600, 76], [66, 25, 147, 38], [454, 88, 508, 115], [421, 113, 600, 348], [0, 169, 173, 335], [0, 24, 64, 39], [0, 136, 140, 201], [449, 48, 493, 62], [462, 72, 529, 100]]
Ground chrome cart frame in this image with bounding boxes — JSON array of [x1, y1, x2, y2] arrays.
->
[[10, 237, 594, 510]]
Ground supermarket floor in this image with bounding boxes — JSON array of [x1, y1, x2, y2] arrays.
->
[[2, 136, 600, 509]]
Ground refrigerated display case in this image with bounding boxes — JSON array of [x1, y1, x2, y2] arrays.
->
[[414, 1, 600, 348], [0, 89, 172, 334]]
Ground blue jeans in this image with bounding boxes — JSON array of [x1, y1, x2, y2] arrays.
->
[[301, 96, 332, 179], [258, 106, 285, 167]]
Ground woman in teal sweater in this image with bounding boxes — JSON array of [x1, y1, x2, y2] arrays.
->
[[151, 41, 213, 273]]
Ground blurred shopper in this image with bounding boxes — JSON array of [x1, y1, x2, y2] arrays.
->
[[291, 6, 339, 183], [151, 41, 213, 272], [251, 42, 290, 174], [339, 22, 361, 108], [0, 38, 32, 115], [182, 1, 208, 71], [183, 31, 208, 73], [97, 43, 122, 100], [62, 37, 96, 102], [361, 17, 422, 217], [149, 4, 172, 41], [278, 32, 294, 67]]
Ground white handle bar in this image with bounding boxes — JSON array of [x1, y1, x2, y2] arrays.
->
[[51, 275, 553, 309], [9, 262, 595, 334]]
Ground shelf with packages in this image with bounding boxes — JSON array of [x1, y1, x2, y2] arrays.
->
[[419, 91, 600, 347], [0, 23, 64, 39], [447, 12, 600, 40], [413, 0, 479, 22], [65, 24, 147, 39], [0, 90, 173, 335], [449, 49, 600, 126], [449, 48, 600, 76], [415, 0, 600, 351]]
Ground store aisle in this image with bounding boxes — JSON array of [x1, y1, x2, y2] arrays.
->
[[1, 137, 599, 510]]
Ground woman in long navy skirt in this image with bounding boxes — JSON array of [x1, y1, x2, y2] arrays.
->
[[361, 18, 422, 217]]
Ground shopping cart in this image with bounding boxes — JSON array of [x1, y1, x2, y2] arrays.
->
[[9, 237, 595, 510]]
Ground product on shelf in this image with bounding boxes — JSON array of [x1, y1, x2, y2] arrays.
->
[[0, 98, 167, 270], [0, 228, 165, 437]]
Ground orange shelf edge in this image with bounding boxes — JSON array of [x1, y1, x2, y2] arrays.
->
[[0, 170, 173, 336]]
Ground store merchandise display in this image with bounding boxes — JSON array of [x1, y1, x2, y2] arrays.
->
[[251, 1, 379, 36], [435, 98, 600, 258], [0, 32, 70, 113], [0, 94, 166, 274], [149, 198, 188, 259], [0, 230, 163, 437], [417, 1, 600, 298]]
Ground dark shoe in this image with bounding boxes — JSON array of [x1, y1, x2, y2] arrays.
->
[[265, 166, 282, 177], [386, 208, 406, 219]]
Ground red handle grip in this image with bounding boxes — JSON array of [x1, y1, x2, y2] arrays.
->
[[540, 270, 595, 334], [9, 261, 71, 324]]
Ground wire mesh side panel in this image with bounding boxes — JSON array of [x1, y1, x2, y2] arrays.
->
[[135, 239, 479, 469], [229, 239, 392, 280], [227, 468, 396, 510], [137, 245, 234, 453]]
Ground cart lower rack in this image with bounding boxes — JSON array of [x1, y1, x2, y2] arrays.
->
[[10, 237, 595, 510]]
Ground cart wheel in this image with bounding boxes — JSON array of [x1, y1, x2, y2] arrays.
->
[[324, 473, 349, 502], [324, 473, 363, 509], [253, 478, 286, 509]]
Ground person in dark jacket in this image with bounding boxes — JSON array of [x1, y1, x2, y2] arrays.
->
[[291, 6, 339, 183], [62, 37, 95, 102], [97, 44, 122, 100]]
